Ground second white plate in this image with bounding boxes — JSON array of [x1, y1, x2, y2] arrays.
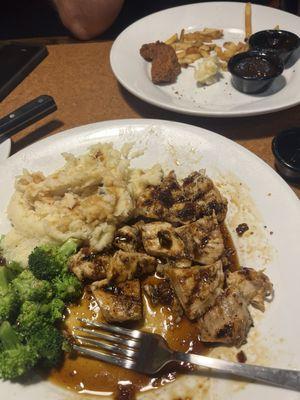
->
[[110, 2, 300, 117]]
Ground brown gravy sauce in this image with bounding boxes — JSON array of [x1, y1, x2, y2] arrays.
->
[[49, 224, 239, 398]]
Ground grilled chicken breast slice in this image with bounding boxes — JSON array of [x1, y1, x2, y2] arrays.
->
[[159, 170, 184, 202], [182, 171, 228, 223], [69, 247, 108, 281], [137, 170, 227, 224], [106, 250, 157, 283], [202, 186, 228, 223], [156, 258, 192, 278], [167, 258, 192, 268], [141, 221, 185, 258], [143, 278, 183, 323], [166, 201, 205, 225], [176, 214, 224, 264], [114, 225, 141, 252], [227, 268, 273, 311], [92, 279, 142, 323], [198, 287, 253, 347], [182, 171, 214, 200], [136, 171, 184, 220], [165, 260, 224, 320]]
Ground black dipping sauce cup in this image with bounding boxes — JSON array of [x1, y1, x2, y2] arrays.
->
[[249, 30, 300, 64], [228, 50, 284, 94], [272, 127, 300, 182]]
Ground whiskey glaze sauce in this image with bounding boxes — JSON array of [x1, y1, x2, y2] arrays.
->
[[49, 224, 238, 399]]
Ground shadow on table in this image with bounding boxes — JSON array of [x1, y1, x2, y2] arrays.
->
[[11, 119, 64, 155], [119, 85, 300, 142]]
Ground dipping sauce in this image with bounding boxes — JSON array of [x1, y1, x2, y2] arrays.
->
[[232, 56, 278, 79], [262, 32, 296, 51], [49, 224, 239, 399], [249, 30, 300, 64], [250, 30, 299, 53], [228, 49, 283, 94]]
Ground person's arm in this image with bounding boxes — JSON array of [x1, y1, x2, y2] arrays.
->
[[53, 0, 125, 40]]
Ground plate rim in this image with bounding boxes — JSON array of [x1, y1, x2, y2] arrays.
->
[[3, 118, 299, 208], [110, 1, 300, 118], [1, 118, 300, 399]]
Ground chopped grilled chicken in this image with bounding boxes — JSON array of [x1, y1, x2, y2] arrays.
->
[[166, 201, 205, 225], [198, 287, 253, 347], [156, 258, 192, 278], [182, 171, 228, 223], [202, 186, 228, 223], [138, 196, 204, 225], [68, 247, 108, 281], [91, 279, 142, 323], [168, 258, 192, 268], [114, 225, 141, 252], [182, 171, 214, 200], [141, 221, 185, 258], [137, 170, 227, 225], [221, 254, 232, 270], [136, 171, 184, 221], [176, 214, 224, 264], [161, 171, 184, 201], [133, 220, 146, 229], [227, 268, 273, 311], [106, 250, 157, 283], [143, 278, 183, 323], [165, 260, 224, 320]]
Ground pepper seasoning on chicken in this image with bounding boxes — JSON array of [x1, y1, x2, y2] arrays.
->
[[68, 168, 273, 348], [136, 170, 228, 225]]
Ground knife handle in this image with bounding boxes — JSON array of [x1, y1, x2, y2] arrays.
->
[[0, 95, 57, 138]]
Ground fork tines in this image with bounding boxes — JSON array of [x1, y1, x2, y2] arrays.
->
[[72, 318, 141, 369]]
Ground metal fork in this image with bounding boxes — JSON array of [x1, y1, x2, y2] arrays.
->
[[73, 318, 300, 391]]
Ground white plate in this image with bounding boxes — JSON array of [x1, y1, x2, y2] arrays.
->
[[0, 139, 11, 162], [0, 119, 300, 400], [110, 2, 300, 117]]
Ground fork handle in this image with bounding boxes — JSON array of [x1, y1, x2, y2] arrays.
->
[[173, 352, 300, 391]]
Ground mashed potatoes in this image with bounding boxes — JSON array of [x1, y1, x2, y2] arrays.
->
[[2, 143, 163, 264]]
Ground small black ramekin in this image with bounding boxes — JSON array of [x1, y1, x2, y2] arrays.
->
[[228, 50, 284, 94], [249, 30, 300, 64], [272, 127, 300, 181]]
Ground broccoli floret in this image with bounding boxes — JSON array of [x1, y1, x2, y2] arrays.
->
[[62, 338, 72, 353], [52, 272, 83, 302], [0, 320, 20, 349], [12, 270, 53, 303], [6, 261, 23, 280], [0, 266, 11, 288], [0, 321, 38, 379], [28, 239, 79, 281], [29, 325, 64, 368], [0, 289, 20, 324], [17, 299, 65, 338], [0, 260, 23, 285], [0, 267, 20, 324], [48, 298, 66, 323], [17, 301, 49, 337], [0, 347, 36, 379]]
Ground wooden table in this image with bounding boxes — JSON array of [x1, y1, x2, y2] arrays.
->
[[1, 41, 300, 197]]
